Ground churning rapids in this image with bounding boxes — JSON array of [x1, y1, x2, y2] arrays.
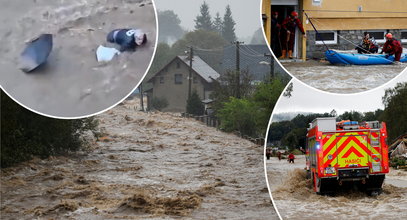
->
[[1, 99, 277, 219], [266, 155, 407, 219], [281, 59, 407, 94]]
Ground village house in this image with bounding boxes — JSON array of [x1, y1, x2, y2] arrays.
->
[[146, 55, 220, 112], [262, 0, 407, 59]]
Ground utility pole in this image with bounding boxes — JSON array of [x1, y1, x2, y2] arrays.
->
[[139, 83, 144, 111], [188, 46, 194, 99], [233, 41, 243, 98], [264, 53, 275, 81]]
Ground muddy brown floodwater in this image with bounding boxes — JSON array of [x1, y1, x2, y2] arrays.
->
[[266, 155, 407, 220], [1, 99, 277, 219], [281, 59, 407, 94], [0, 0, 156, 117]]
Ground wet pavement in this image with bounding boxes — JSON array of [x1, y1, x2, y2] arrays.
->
[[281, 59, 407, 94]]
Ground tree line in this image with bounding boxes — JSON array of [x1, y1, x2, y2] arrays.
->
[[268, 82, 407, 150], [1, 91, 98, 168]]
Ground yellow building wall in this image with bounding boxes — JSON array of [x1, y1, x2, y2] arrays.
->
[[262, 0, 272, 44], [302, 0, 407, 30]]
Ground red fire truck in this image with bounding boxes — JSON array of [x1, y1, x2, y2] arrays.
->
[[306, 118, 389, 195]]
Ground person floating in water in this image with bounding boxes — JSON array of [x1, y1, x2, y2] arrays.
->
[[381, 33, 403, 62], [356, 32, 378, 54], [280, 11, 306, 59], [106, 29, 147, 52]]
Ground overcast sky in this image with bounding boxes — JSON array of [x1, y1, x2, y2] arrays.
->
[[154, 0, 262, 40], [273, 68, 407, 115]]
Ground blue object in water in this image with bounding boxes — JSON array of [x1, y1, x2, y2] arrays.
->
[[19, 34, 53, 73], [325, 50, 407, 65]]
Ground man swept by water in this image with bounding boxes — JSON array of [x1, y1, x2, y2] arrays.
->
[[356, 32, 379, 54], [381, 33, 403, 62], [107, 29, 147, 52]]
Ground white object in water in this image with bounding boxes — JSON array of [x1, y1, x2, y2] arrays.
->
[[96, 45, 120, 62]]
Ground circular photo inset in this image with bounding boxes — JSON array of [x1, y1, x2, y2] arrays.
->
[[0, 0, 157, 118], [261, 0, 407, 93], [265, 71, 407, 219]]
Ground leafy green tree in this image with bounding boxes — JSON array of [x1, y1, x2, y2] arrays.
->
[[210, 69, 253, 113], [268, 121, 295, 142], [194, 1, 213, 31], [158, 10, 185, 43], [186, 90, 205, 115], [218, 97, 257, 137], [252, 79, 286, 135], [1, 91, 98, 168], [171, 29, 226, 54], [282, 128, 307, 150], [338, 111, 363, 121], [222, 5, 236, 42], [380, 82, 407, 141]]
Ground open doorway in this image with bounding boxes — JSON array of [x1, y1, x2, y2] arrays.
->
[[271, 3, 300, 59]]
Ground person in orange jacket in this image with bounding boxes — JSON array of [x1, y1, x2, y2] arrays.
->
[[288, 153, 295, 163], [381, 33, 403, 62], [280, 11, 306, 59]]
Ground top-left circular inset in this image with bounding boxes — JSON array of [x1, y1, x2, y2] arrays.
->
[[0, 0, 157, 118]]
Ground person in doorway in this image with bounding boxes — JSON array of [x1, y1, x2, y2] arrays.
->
[[381, 33, 403, 62], [288, 153, 295, 163], [270, 11, 282, 58], [280, 11, 306, 59], [356, 32, 378, 54], [107, 28, 147, 52]]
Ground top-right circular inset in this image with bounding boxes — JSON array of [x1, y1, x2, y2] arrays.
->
[[261, 0, 407, 94]]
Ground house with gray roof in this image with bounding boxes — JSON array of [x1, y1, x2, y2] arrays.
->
[[146, 55, 220, 112]]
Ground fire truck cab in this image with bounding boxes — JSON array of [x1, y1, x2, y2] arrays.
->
[[306, 118, 389, 195]]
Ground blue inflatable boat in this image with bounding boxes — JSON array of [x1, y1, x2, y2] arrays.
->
[[325, 50, 407, 65]]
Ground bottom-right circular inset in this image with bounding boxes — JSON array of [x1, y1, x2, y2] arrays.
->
[[265, 70, 407, 219]]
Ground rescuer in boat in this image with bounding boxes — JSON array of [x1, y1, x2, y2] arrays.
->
[[356, 32, 378, 54], [280, 11, 306, 59], [106, 29, 147, 52], [271, 11, 282, 58], [381, 33, 403, 62]]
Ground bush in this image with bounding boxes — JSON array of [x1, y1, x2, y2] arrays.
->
[[390, 157, 406, 168], [217, 97, 257, 137], [1, 91, 98, 168], [151, 97, 169, 111]]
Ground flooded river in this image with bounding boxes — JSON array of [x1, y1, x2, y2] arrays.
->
[[1, 99, 277, 219], [0, 0, 156, 118], [281, 60, 407, 94], [266, 155, 407, 219]]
